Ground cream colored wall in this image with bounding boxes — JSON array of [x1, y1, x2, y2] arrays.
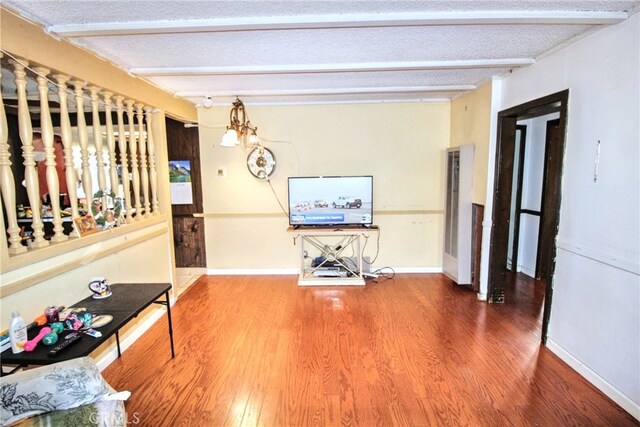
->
[[449, 81, 493, 205], [0, 223, 173, 330], [197, 102, 450, 270]]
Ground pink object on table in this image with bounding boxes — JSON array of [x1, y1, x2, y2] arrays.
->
[[24, 327, 52, 352]]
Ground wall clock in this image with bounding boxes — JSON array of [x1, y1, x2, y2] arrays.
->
[[246, 146, 276, 179]]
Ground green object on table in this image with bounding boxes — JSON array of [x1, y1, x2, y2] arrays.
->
[[42, 332, 58, 346], [50, 322, 64, 334]]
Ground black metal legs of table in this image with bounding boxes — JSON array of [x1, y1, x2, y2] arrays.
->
[[115, 331, 121, 357], [154, 290, 175, 359]]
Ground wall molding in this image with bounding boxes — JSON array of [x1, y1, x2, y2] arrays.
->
[[206, 267, 442, 275], [547, 338, 640, 421], [0, 223, 169, 298], [390, 267, 443, 273], [207, 268, 299, 275], [2, 215, 170, 273], [195, 209, 444, 218], [556, 239, 639, 276], [517, 264, 536, 278]]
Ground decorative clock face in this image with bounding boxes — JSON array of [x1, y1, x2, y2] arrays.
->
[[246, 146, 276, 179]]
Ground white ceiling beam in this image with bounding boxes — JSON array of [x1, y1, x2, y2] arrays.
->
[[175, 85, 476, 98], [46, 11, 628, 37], [130, 58, 534, 76]]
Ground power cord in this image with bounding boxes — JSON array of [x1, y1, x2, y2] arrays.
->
[[362, 227, 381, 264], [266, 177, 289, 218], [372, 267, 395, 280]]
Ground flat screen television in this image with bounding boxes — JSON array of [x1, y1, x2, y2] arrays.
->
[[288, 176, 373, 227]]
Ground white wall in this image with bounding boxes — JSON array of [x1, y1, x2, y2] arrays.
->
[[197, 102, 451, 271], [499, 14, 640, 416]]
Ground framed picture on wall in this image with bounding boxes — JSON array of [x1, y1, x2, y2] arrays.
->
[[73, 215, 99, 237]]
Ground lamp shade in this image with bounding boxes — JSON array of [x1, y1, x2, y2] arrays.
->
[[220, 129, 239, 147]]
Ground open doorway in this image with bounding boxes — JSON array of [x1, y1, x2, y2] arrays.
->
[[488, 90, 568, 343]]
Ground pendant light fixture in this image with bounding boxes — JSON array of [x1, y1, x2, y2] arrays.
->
[[220, 97, 258, 148]]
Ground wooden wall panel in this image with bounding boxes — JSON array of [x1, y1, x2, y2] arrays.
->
[[166, 118, 206, 268], [471, 203, 484, 292]]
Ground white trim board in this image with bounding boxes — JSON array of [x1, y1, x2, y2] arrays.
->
[[206, 267, 442, 275], [546, 338, 640, 421], [556, 239, 639, 276], [207, 268, 298, 275]]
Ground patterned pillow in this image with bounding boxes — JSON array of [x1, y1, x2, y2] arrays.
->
[[0, 357, 129, 425]]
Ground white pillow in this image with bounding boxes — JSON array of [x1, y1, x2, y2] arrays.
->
[[0, 357, 129, 425]]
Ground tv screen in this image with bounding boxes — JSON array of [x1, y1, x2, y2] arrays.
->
[[288, 176, 373, 226]]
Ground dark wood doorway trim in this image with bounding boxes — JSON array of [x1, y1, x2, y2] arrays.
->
[[166, 118, 207, 268], [509, 124, 527, 273], [536, 119, 561, 281], [488, 90, 569, 344]]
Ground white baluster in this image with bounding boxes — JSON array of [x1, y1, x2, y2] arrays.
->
[[136, 103, 151, 218], [53, 74, 79, 222], [115, 96, 133, 223], [144, 107, 160, 215], [72, 80, 93, 214], [34, 67, 66, 243], [89, 86, 107, 213], [12, 59, 48, 248], [0, 53, 27, 254], [103, 92, 119, 195], [126, 100, 142, 220]]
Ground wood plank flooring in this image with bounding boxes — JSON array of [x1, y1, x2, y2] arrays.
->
[[102, 274, 637, 426]]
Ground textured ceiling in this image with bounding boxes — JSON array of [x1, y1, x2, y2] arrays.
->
[[2, 0, 639, 106]]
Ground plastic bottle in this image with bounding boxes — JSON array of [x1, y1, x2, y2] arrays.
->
[[9, 311, 27, 354]]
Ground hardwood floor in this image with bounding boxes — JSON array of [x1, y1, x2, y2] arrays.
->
[[102, 274, 636, 426]]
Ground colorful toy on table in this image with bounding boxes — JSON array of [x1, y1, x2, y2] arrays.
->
[[42, 322, 64, 346], [24, 327, 51, 352], [63, 311, 91, 331]]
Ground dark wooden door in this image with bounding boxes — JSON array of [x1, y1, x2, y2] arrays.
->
[[166, 118, 206, 268], [536, 119, 561, 281]]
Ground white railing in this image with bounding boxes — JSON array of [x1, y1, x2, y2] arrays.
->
[[0, 52, 162, 256]]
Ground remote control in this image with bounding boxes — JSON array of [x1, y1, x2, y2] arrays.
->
[[48, 333, 82, 357]]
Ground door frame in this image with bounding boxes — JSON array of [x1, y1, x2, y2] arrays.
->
[[508, 124, 528, 273], [488, 90, 568, 343]]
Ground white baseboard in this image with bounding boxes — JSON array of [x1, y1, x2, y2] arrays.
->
[[547, 338, 640, 420], [207, 268, 298, 275], [389, 267, 443, 273], [207, 267, 442, 275], [517, 264, 536, 278]]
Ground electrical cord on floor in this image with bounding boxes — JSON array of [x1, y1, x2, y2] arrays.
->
[[372, 267, 395, 280]]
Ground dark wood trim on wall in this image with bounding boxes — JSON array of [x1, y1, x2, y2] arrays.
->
[[510, 124, 527, 273], [536, 118, 562, 283], [488, 116, 517, 304], [488, 89, 569, 344], [471, 203, 484, 292]]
